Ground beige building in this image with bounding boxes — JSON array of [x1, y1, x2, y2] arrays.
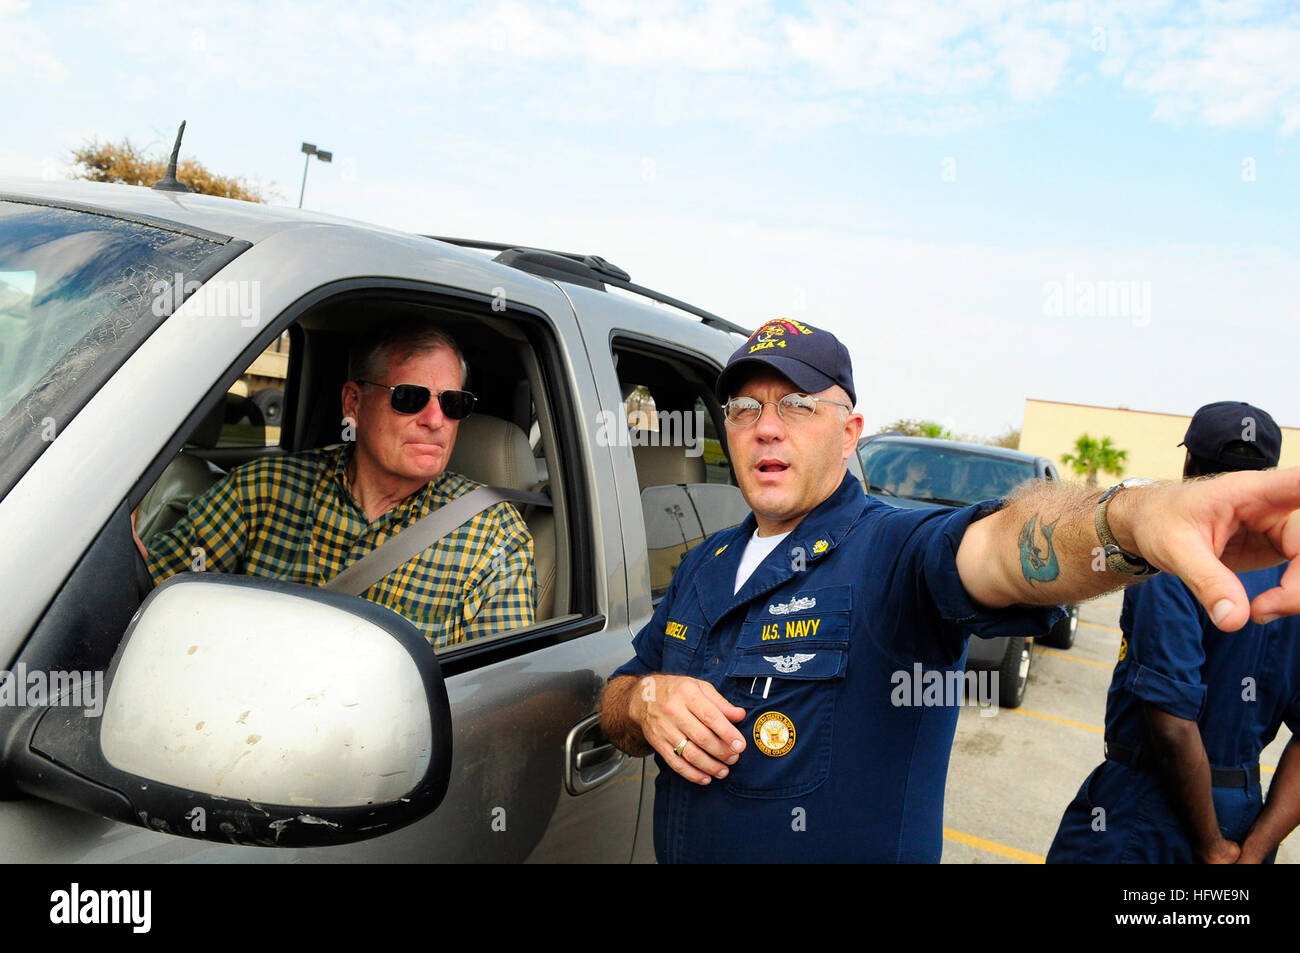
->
[[1020, 398, 1300, 484]]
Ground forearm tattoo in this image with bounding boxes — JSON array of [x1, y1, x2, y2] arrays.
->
[[1018, 513, 1061, 585]]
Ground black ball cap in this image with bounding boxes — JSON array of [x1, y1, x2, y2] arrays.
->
[[1180, 400, 1282, 470], [716, 319, 856, 406]]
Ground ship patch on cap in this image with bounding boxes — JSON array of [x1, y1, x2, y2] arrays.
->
[[747, 318, 815, 354]]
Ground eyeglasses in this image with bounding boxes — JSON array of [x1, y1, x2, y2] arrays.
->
[[356, 380, 477, 419], [723, 393, 852, 427]]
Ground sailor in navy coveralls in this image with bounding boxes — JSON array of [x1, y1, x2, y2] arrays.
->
[[1049, 402, 1300, 864], [601, 326, 1300, 864]]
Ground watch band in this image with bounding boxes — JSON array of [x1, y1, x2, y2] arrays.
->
[[1095, 479, 1160, 576]]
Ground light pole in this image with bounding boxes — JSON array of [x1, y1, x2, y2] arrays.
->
[[298, 142, 333, 209]]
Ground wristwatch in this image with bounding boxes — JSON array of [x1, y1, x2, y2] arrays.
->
[[1095, 478, 1160, 576]]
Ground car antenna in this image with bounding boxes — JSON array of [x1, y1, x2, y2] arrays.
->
[[151, 121, 191, 192]]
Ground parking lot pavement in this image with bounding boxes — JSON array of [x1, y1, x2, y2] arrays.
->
[[941, 596, 1297, 864]]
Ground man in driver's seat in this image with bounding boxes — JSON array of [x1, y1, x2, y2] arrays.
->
[[134, 322, 535, 649]]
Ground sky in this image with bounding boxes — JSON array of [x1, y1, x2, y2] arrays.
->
[[2, 0, 1297, 438]]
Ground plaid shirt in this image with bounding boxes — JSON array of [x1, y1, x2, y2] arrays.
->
[[146, 445, 534, 650]]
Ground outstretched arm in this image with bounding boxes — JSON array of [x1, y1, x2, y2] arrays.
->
[[956, 469, 1300, 630]]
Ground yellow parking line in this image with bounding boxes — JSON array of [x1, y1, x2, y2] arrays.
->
[[1080, 621, 1123, 635], [1035, 647, 1113, 668], [1012, 706, 1280, 774], [943, 827, 1045, 864], [1011, 707, 1104, 734]]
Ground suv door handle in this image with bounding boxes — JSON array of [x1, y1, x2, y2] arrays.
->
[[575, 744, 618, 772], [565, 713, 628, 795]]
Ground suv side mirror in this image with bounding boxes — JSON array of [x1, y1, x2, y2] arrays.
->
[[0, 575, 452, 847]]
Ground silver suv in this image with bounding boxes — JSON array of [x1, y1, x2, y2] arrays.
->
[[0, 179, 844, 862]]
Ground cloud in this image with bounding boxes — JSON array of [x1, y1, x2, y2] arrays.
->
[[59, 0, 1088, 135], [1121, 21, 1300, 132], [781, 0, 1071, 101], [989, 18, 1074, 101], [42, 1, 1300, 136], [0, 0, 65, 82], [0, 149, 73, 181]]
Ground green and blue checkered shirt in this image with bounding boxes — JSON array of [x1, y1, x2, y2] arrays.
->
[[146, 445, 535, 649]]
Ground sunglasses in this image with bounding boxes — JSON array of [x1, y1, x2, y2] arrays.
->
[[356, 380, 477, 419]]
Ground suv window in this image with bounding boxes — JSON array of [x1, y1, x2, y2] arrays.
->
[[859, 440, 1038, 505], [135, 297, 578, 657], [693, 395, 731, 484], [613, 339, 747, 598]]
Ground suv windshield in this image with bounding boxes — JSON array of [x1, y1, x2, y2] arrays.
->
[[859, 441, 1037, 505], [0, 200, 230, 490]]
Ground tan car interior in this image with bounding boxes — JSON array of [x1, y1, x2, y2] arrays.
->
[[634, 443, 706, 594], [447, 413, 556, 619]]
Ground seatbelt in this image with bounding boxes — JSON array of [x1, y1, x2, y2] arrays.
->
[[325, 486, 551, 597]]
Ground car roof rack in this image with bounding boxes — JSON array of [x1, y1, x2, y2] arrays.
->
[[423, 235, 751, 337]]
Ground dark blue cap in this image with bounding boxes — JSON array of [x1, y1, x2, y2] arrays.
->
[[1181, 401, 1281, 470], [716, 319, 856, 406]]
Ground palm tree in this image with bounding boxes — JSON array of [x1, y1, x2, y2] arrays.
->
[[881, 418, 955, 440], [1061, 434, 1128, 487]]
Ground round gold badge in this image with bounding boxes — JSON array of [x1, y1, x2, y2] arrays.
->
[[1117, 636, 1127, 663], [753, 711, 796, 757]]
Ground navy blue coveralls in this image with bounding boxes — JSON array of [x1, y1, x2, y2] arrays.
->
[[613, 472, 1056, 863], [1047, 565, 1300, 863]]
